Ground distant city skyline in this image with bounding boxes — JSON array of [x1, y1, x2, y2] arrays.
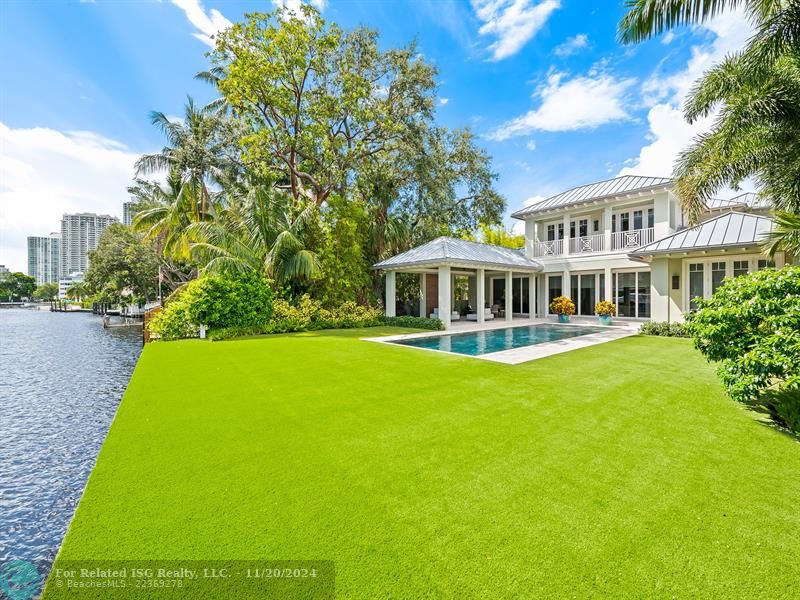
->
[[59, 212, 117, 278], [27, 232, 60, 285]]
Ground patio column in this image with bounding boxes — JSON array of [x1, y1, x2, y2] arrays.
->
[[385, 271, 396, 318], [603, 205, 612, 253], [505, 270, 513, 322], [438, 265, 451, 329], [477, 268, 485, 323], [528, 274, 536, 320], [419, 272, 426, 318], [604, 266, 613, 304], [563, 213, 571, 256]]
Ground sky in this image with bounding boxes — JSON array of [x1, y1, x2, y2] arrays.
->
[[0, 0, 753, 272]]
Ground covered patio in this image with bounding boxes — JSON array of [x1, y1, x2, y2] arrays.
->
[[373, 237, 543, 329]]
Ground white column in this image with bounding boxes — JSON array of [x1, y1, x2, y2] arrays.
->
[[385, 271, 396, 318], [562, 213, 571, 256], [477, 268, 485, 323], [528, 274, 536, 320], [438, 265, 451, 329], [505, 270, 513, 322], [603, 205, 613, 253], [563, 269, 571, 302], [419, 272, 426, 318], [604, 266, 613, 305]]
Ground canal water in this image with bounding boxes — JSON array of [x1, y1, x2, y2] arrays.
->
[[0, 309, 142, 591]]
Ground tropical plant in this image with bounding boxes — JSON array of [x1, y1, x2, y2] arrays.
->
[[549, 296, 576, 316], [0, 272, 36, 301], [595, 300, 616, 317], [187, 184, 320, 292], [685, 267, 800, 432], [468, 224, 525, 249], [619, 1, 800, 254], [638, 321, 690, 337], [150, 272, 273, 340], [135, 98, 233, 220], [65, 282, 87, 302]]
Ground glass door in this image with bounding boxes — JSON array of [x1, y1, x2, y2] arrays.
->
[[614, 271, 650, 317]]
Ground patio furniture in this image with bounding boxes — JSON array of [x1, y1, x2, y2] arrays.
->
[[466, 308, 495, 321], [451, 311, 461, 321]]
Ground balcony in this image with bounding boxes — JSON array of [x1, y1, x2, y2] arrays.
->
[[569, 233, 605, 254], [611, 227, 655, 250], [532, 239, 563, 257]]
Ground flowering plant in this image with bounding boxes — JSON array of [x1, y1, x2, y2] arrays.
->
[[549, 296, 575, 316]]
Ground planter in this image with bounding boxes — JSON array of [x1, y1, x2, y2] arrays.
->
[[597, 315, 613, 326], [557, 314, 570, 323]]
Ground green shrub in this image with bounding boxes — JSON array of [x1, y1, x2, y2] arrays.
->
[[685, 266, 800, 434], [382, 316, 445, 330], [639, 321, 690, 337], [150, 272, 273, 340]]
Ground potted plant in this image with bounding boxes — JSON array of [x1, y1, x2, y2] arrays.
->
[[549, 296, 575, 323], [595, 300, 616, 325]]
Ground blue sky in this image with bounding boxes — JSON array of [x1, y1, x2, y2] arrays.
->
[[0, 0, 750, 271]]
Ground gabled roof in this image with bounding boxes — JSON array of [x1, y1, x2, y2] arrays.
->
[[373, 237, 541, 272], [630, 212, 774, 256], [511, 175, 672, 219]]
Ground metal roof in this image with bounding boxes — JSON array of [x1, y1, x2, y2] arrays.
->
[[630, 212, 774, 256], [511, 175, 673, 219], [373, 237, 542, 272], [706, 193, 771, 211]]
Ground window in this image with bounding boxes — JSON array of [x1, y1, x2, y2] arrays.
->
[[570, 221, 575, 238], [689, 263, 704, 310], [547, 224, 555, 241], [614, 271, 649, 318], [593, 219, 599, 233], [711, 261, 727, 294], [637, 271, 650, 318], [733, 260, 749, 277], [557, 223, 564, 240], [757, 259, 775, 270], [633, 210, 643, 230], [579, 219, 588, 237], [620, 212, 630, 231], [548, 276, 562, 312], [612, 214, 616, 233], [647, 208, 654, 228]]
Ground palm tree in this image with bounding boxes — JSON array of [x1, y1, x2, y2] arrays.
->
[[135, 97, 231, 220], [187, 185, 319, 291], [619, 0, 800, 254], [65, 282, 87, 302]]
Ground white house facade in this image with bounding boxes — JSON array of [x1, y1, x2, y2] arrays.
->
[[375, 176, 788, 329]]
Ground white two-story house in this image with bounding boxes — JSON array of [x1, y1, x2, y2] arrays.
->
[[375, 175, 788, 329]]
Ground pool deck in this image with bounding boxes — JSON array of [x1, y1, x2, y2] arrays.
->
[[364, 317, 641, 365]]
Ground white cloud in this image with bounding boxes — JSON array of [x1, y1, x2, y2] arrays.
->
[[272, 0, 327, 18], [439, 97, 450, 106], [0, 123, 142, 272], [661, 31, 676, 45], [170, 0, 232, 47], [621, 10, 753, 178], [526, 139, 537, 151], [553, 33, 588, 57], [472, 0, 560, 61], [490, 70, 635, 139]]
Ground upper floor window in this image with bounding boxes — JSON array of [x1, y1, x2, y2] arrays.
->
[[547, 224, 555, 241], [558, 223, 564, 240], [593, 219, 599, 232], [570, 221, 575, 238], [647, 208, 654, 228], [579, 219, 588, 237], [620, 212, 630, 232], [633, 210, 643, 230]]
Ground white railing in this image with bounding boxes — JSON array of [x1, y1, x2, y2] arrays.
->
[[611, 227, 655, 250], [569, 233, 605, 254], [532, 239, 563, 257]]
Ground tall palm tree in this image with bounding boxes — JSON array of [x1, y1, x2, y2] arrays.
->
[[187, 185, 320, 290], [619, 0, 800, 254], [135, 97, 230, 220]]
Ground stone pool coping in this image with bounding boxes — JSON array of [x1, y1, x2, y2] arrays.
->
[[362, 319, 640, 365]]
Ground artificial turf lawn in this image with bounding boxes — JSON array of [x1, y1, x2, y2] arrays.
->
[[46, 329, 800, 598]]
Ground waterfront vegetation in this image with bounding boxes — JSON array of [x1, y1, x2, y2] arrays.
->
[[46, 332, 800, 598]]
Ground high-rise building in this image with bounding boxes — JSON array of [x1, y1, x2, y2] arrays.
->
[[27, 232, 61, 284], [60, 213, 117, 277], [122, 201, 136, 226]]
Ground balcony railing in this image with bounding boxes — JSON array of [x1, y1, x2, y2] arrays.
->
[[611, 227, 655, 250], [569, 233, 605, 254], [532, 239, 563, 257]]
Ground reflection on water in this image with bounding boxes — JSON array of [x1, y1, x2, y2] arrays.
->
[[0, 309, 142, 585]]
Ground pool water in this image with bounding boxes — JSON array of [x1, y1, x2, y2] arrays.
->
[[390, 324, 607, 356]]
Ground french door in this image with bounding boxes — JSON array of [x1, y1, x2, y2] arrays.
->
[[613, 270, 650, 318]]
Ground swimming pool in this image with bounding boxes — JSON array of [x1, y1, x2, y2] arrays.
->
[[389, 324, 607, 357]]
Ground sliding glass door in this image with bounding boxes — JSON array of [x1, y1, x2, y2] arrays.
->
[[613, 271, 650, 318], [570, 273, 598, 316]]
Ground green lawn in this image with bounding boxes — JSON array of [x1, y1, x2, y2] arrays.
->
[[47, 329, 800, 598]]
